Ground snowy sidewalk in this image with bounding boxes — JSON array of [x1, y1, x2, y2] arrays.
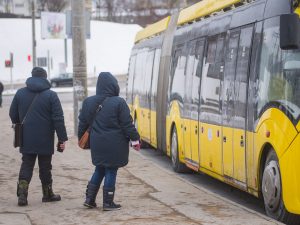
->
[[0, 104, 282, 225]]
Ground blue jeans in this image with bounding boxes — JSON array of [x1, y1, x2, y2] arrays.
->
[[90, 166, 118, 189]]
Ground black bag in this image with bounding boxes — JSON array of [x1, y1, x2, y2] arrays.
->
[[13, 123, 23, 148], [13, 94, 39, 148]]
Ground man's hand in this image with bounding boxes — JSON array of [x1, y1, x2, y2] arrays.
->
[[57, 141, 66, 152], [131, 140, 141, 151]]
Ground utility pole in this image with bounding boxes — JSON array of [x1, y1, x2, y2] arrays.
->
[[31, 0, 37, 67], [64, 38, 68, 67], [10, 52, 13, 90], [47, 50, 51, 79], [71, 0, 88, 135]]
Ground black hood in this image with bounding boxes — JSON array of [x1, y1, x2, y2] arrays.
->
[[26, 77, 51, 92], [96, 72, 120, 97]]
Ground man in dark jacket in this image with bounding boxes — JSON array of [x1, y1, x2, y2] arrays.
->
[[0, 81, 3, 107], [78, 72, 140, 211], [9, 67, 68, 206]]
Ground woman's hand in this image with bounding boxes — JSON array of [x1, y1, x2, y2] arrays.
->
[[131, 140, 141, 151]]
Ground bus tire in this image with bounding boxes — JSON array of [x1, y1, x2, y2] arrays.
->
[[170, 126, 188, 173], [262, 150, 300, 224]]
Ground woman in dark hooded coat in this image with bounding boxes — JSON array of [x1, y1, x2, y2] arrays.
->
[[78, 72, 140, 211]]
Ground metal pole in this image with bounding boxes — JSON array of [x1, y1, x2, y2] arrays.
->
[[47, 50, 50, 79], [31, 0, 37, 67], [64, 38, 68, 67], [10, 67, 13, 91], [71, 0, 88, 135]]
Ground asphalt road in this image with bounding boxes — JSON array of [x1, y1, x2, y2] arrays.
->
[[2, 92, 266, 217]]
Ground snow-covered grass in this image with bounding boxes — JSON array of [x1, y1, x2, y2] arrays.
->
[[0, 19, 141, 83]]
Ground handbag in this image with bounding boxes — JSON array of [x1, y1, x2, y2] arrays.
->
[[78, 99, 106, 149], [13, 94, 39, 148]]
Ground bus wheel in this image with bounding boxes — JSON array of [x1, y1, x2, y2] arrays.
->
[[262, 150, 290, 223], [171, 126, 188, 173]]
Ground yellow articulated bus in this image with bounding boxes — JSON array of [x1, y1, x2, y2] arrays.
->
[[126, 0, 300, 223]]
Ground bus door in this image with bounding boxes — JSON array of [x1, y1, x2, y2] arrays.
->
[[184, 38, 205, 169], [222, 25, 254, 184], [143, 50, 155, 142], [199, 34, 225, 174], [183, 41, 194, 163], [149, 49, 161, 147]]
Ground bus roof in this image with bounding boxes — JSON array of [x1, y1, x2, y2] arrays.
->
[[177, 0, 240, 25], [135, 0, 243, 43], [135, 16, 170, 43]]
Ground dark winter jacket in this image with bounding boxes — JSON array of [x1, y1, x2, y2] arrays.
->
[[0, 82, 3, 94], [78, 72, 140, 168], [9, 77, 68, 155]]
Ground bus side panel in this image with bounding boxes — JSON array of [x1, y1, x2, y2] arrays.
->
[[280, 134, 300, 214], [133, 95, 142, 135], [255, 109, 297, 159], [150, 110, 157, 148], [199, 122, 223, 175], [166, 100, 184, 162], [254, 109, 298, 208], [246, 131, 257, 194], [183, 118, 192, 162]]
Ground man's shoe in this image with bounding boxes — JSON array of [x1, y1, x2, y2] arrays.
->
[[17, 180, 29, 206], [42, 183, 61, 202]]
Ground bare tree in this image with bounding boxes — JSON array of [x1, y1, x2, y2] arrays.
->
[[37, 0, 47, 12], [46, 0, 69, 12]]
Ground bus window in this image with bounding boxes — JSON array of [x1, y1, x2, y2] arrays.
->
[[184, 41, 197, 117], [144, 50, 155, 108], [127, 55, 136, 105], [150, 49, 161, 111], [191, 39, 205, 115], [234, 26, 254, 128], [200, 34, 225, 124], [257, 19, 300, 122], [170, 45, 186, 103], [222, 31, 240, 126], [134, 51, 147, 98]]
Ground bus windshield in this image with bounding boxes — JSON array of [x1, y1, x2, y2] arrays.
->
[[257, 23, 300, 122]]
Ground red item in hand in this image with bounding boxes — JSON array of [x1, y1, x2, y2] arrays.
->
[[132, 143, 141, 151]]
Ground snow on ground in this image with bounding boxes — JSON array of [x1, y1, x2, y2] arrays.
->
[[2, 86, 97, 96], [0, 18, 141, 84]]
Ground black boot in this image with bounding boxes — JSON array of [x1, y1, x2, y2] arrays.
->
[[103, 188, 121, 211], [17, 180, 29, 206], [42, 183, 61, 202], [84, 182, 100, 208]]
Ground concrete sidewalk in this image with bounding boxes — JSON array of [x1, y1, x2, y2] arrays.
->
[[0, 104, 281, 225]]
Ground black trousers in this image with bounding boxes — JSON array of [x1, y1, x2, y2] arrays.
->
[[19, 154, 52, 185]]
